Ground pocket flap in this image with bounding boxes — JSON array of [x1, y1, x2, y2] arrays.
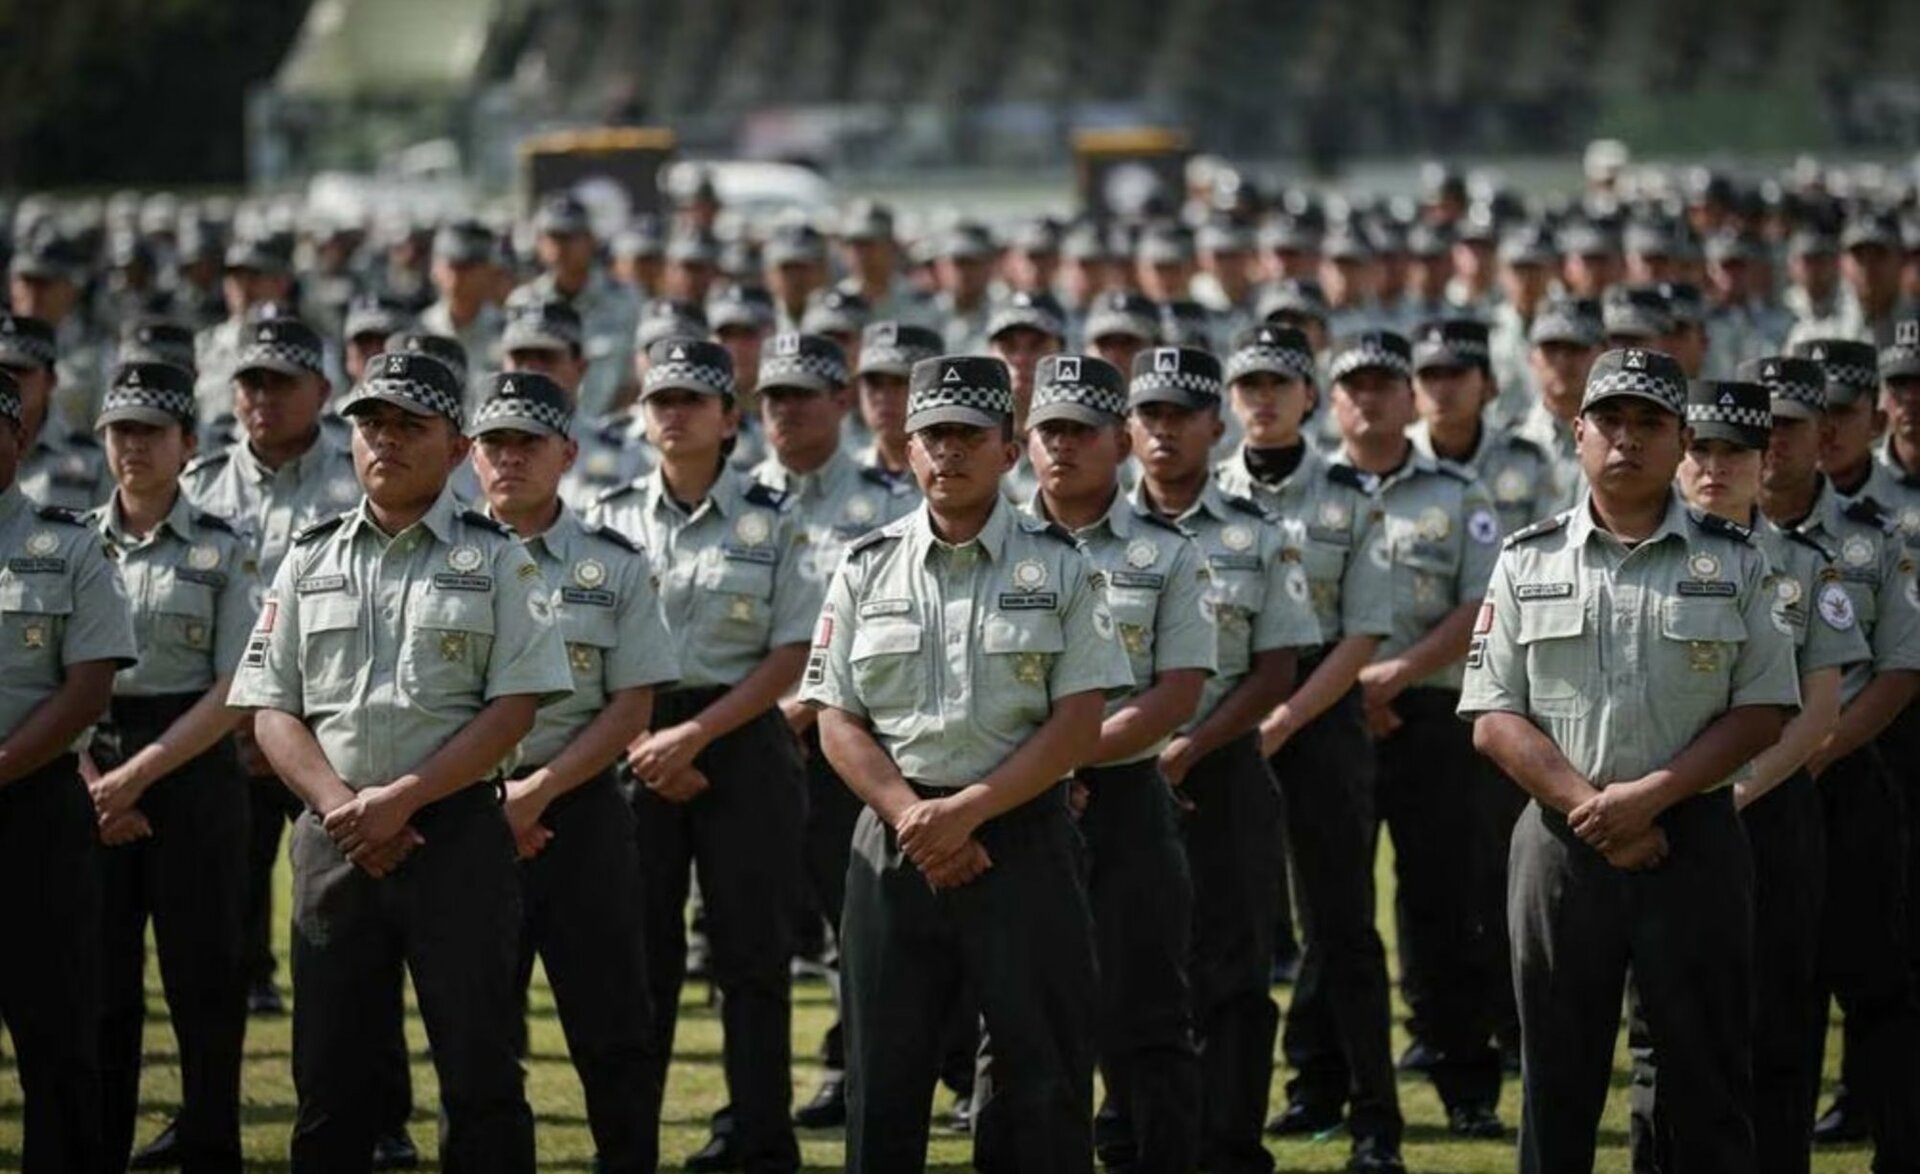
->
[[851, 621, 923, 661], [303, 593, 361, 633], [1662, 598, 1747, 643], [1516, 599, 1585, 644], [414, 590, 496, 634], [0, 576, 74, 614], [982, 613, 1065, 654]]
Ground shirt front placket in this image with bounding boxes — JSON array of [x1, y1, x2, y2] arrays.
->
[[931, 540, 983, 731], [367, 524, 426, 787]]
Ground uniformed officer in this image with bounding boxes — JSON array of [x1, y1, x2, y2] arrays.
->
[[341, 293, 416, 389], [1513, 297, 1604, 514], [227, 350, 572, 1172], [495, 299, 645, 511], [851, 321, 941, 481], [510, 194, 641, 421], [1023, 353, 1217, 1174], [588, 337, 820, 1174], [708, 284, 777, 473], [0, 366, 138, 1173], [420, 219, 507, 409], [4, 312, 111, 510], [84, 362, 257, 1173], [1460, 346, 1800, 1174], [799, 354, 1133, 1173], [746, 331, 918, 1129], [1082, 291, 1162, 383], [469, 371, 678, 1174], [1126, 346, 1326, 1173], [933, 223, 998, 355], [180, 312, 359, 1020], [1409, 318, 1559, 536], [194, 238, 297, 429]]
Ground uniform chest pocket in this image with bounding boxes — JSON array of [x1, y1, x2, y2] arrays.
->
[[1108, 588, 1160, 670], [982, 612, 1065, 707], [0, 576, 72, 675], [1517, 599, 1591, 717], [153, 573, 218, 653], [402, 591, 496, 698], [1657, 597, 1746, 696], [700, 553, 776, 640], [299, 593, 363, 707], [851, 621, 926, 714], [560, 604, 618, 680]]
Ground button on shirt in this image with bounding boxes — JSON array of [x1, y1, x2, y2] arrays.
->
[[1215, 443, 1393, 644], [1128, 479, 1322, 728], [799, 496, 1134, 788], [588, 467, 821, 690], [1338, 448, 1500, 691], [752, 447, 920, 587], [1459, 492, 1802, 789], [1784, 480, 1920, 704], [182, 434, 363, 583], [227, 489, 572, 790], [513, 506, 679, 766], [0, 483, 138, 737], [1025, 490, 1217, 765], [90, 493, 257, 696]]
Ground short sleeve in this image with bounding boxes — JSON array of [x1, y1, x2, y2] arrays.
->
[[1458, 479, 1500, 600], [1152, 539, 1218, 676], [1728, 549, 1804, 710], [1048, 553, 1136, 700], [62, 531, 137, 669], [1252, 529, 1322, 653], [1869, 548, 1920, 674], [604, 547, 680, 692], [1794, 562, 1870, 677], [1340, 505, 1395, 639], [483, 542, 573, 705], [769, 515, 827, 649], [798, 560, 862, 716], [1457, 552, 1527, 718], [226, 557, 303, 714], [211, 544, 260, 677]]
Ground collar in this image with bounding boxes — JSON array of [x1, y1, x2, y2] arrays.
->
[[643, 462, 740, 522], [1565, 488, 1690, 550], [909, 494, 1014, 565], [346, 486, 463, 545], [0, 482, 27, 529], [1877, 437, 1920, 487], [1030, 487, 1135, 542], [1129, 471, 1229, 526], [756, 447, 856, 502], [1407, 419, 1485, 467], [1334, 442, 1433, 493], [517, 503, 585, 564], [102, 490, 199, 547], [234, 429, 339, 484]]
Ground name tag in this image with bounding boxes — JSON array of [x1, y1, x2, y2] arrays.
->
[[1109, 571, 1165, 590], [1515, 581, 1574, 600], [859, 598, 912, 618], [7, 558, 64, 574], [177, 568, 227, 589], [1307, 525, 1352, 546], [1208, 554, 1260, 572], [1676, 580, 1736, 597], [561, 587, 615, 607], [723, 544, 778, 565], [296, 574, 347, 595], [998, 592, 1057, 610], [433, 573, 493, 592]]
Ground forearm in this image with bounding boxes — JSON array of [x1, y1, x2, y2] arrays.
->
[[254, 708, 355, 813], [1188, 649, 1298, 759], [1264, 634, 1377, 740], [1626, 704, 1786, 816], [1389, 602, 1478, 684], [523, 689, 654, 803], [1743, 669, 1839, 799], [1821, 672, 1920, 767], [0, 664, 115, 787], [117, 680, 247, 792], [685, 645, 808, 744], [1473, 710, 1597, 814], [953, 691, 1105, 825], [1096, 671, 1205, 763], [382, 694, 540, 813], [818, 707, 917, 825]]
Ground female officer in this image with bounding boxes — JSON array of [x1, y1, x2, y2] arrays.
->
[[85, 361, 257, 1172]]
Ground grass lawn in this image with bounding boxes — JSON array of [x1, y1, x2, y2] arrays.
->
[[0, 838, 1867, 1171]]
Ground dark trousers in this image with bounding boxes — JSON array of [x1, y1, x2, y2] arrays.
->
[[0, 754, 103, 1174], [1375, 688, 1504, 1113], [97, 696, 249, 1173], [1510, 790, 1754, 1174], [516, 769, 661, 1174], [1179, 734, 1283, 1174], [1275, 686, 1401, 1148], [1813, 746, 1920, 1170], [843, 784, 1096, 1174], [1077, 759, 1199, 1174], [1628, 770, 1825, 1174], [242, 771, 299, 987], [630, 694, 804, 1174], [288, 785, 533, 1174], [800, 725, 863, 1072]]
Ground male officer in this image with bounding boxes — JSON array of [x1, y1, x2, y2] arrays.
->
[[1024, 353, 1217, 1174], [1409, 319, 1559, 536], [1514, 298, 1605, 514], [0, 367, 138, 1173], [420, 219, 507, 410], [801, 353, 1133, 1173], [470, 371, 678, 1174], [228, 350, 572, 1172], [851, 322, 942, 481], [4, 313, 111, 510], [1127, 346, 1325, 1173], [511, 194, 641, 420], [1461, 347, 1799, 1173]]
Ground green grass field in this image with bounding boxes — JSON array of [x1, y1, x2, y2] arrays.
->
[[0, 841, 1870, 1172]]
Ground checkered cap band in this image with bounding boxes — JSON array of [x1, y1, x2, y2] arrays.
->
[[1744, 359, 1826, 413], [102, 372, 195, 425], [1414, 335, 1491, 365], [1686, 401, 1772, 430], [239, 339, 324, 375], [761, 350, 848, 388], [1329, 343, 1412, 383], [1131, 367, 1223, 401], [908, 381, 1014, 419], [1883, 344, 1920, 378], [1226, 344, 1316, 384], [645, 360, 734, 397], [1585, 368, 1684, 413], [1033, 378, 1127, 419], [473, 392, 572, 435], [0, 374, 18, 423], [354, 375, 465, 427], [860, 342, 938, 372], [0, 323, 56, 368]]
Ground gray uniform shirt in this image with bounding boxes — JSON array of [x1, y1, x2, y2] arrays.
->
[[181, 432, 363, 583], [509, 270, 640, 420], [1751, 514, 1870, 678], [751, 447, 920, 588], [1409, 420, 1560, 539], [18, 427, 111, 512], [1782, 481, 1920, 704]]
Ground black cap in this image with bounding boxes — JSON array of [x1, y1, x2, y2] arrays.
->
[[9, 236, 85, 283], [0, 369, 20, 425], [0, 313, 59, 370], [1660, 281, 1706, 326], [800, 288, 871, 337], [857, 322, 943, 378], [906, 356, 1013, 431], [389, 332, 469, 386], [534, 194, 594, 237], [940, 221, 997, 261], [1843, 213, 1900, 253], [765, 224, 828, 267], [1603, 284, 1674, 340], [96, 362, 196, 431], [987, 290, 1067, 341], [1499, 224, 1557, 267], [1581, 348, 1686, 416], [118, 318, 197, 372], [1791, 338, 1880, 404], [1412, 319, 1492, 374], [469, 372, 574, 439], [235, 317, 327, 380], [837, 200, 895, 243], [1740, 355, 1826, 419], [1084, 291, 1161, 343], [1328, 331, 1414, 383], [1685, 380, 1772, 449], [503, 301, 584, 355], [344, 351, 467, 427], [757, 333, 849, 394], [641, 338, 734, 399], [343, 293, 415, 341], [223, 237, 290, 275], [1226, 324, 1316, 385], [707, 284, 775, 332], [1029, 355, 1127, 426], [665, 228, 720, 266], [1129, 346, 1224, 408], [633, 298, 706, 352], [433, 219, 497, 265], [1256, 278, 1330, 325], [1529, 297, 1604, 347], [1158, 300, 1213, 350], [1881, 320, 1920, 382], [614, 219, 667, 260]]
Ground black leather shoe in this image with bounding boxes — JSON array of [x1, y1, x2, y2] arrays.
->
[[794, 1074, 847, 1128], [1265, 1101, 1343, 1137], [1270, 951, 1301, 986], [247, 979, 285, 1016], [128, 1120, 183, 1170], [1812, 1096, 1869, 1145], [683, 1132, 742, 1172], [1395, 1038, 1439, 1074], [1447, 1103, 1507, 1139], [945, 1092, 973, 1134], [1348, 1136, 1408, 1173], [371, 1129, 420, 1170]]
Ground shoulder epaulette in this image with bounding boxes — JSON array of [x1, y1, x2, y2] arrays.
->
[[583, 521, 640, 554], [459, 508, 511, 536], [192, 511, 237, 536], [1324, 463, 1371, 492], [33, 504, 87, 527], [65, 431, 99, 450], [1844, 496, 1896, 533], [1504, 430, 1550, 460], [1503, 513, 1568, 548], [594, 480, 643, 506], [1432, 460, 1474, 483], [1784, 528, 1836, 562], [182, 449, 231, 477], [743, 482, 790, 511], [1223, 493, 1272, 521], [1136, 510, 1187, 536], [858, 465, 912, 494], [293, 514, 346, 545], [848, 528, 899, 556], [1689, 507, 1754, 544]]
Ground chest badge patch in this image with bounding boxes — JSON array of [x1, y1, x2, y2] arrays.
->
[[1012, 559, 1048, 591], [448, 545, 485, 574], [734, 512, 771, 546], [24, 530, 57, 558], [574, 559, 607, 589], [1221, 524, 1254, 552], [1126, 539, 1158, 569]]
